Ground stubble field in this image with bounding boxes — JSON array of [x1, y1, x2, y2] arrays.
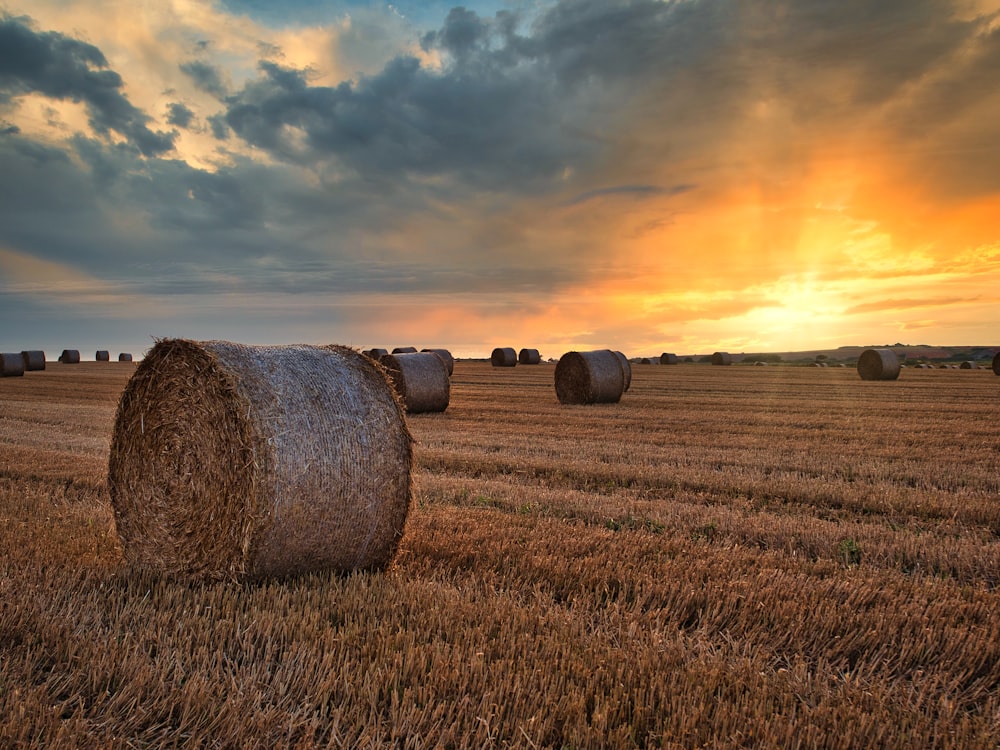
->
[[1, 360, 999, 748]]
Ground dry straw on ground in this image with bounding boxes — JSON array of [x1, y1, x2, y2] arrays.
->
[[491, 347, 517, 367], [380, 352, 450, 414], [857, 348, 901, 381], [518, 348, 541, 365], [555, 349, 626, 405], [660, 352, 679, 365], [96, 350, 110, 362], [1, 353, 25, 377], [613, 350, 632, 392], [107, 339, 413, 581], [711, 352, 733, 366], [118, 353, 133, 362], [422, 348, 455, 376], [20, 350, 45, 371], [58, 349, 80, 364]]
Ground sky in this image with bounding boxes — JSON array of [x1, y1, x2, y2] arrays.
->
[[1, 0, 999, 360]]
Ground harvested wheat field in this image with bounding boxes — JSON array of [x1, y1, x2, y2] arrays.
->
[[2, 361, 1000, 748]]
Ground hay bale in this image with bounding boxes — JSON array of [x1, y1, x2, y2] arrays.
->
[[993, 352, 1000, 376], [711, 352, 732, 366], [1, 353, 25, 377], [959, 361, 979, 370], [380, 352, 450, 413], [555, 350, 626, 405], [21, 351, 45, 371], [755, 361, 768, 366], [639, 357, 655, 365], [857, 348, 901, 380], [660, 353, 678, 365], [96, 350, 110, 362], [107, 339, 412, 580], [366, 348, 389, 360], [118, 353, 133, 362], [421, 348, 455, 376], [392, 346, 417, 354], [58, 349, 80, 364], [613, 351, 632, 392], [518, 348, 541, 365], [491, 347, 517, 367]]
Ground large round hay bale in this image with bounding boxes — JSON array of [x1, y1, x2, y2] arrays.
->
[[959, 361, 979, 370], [555, 350, 626, 405], [379, 352, 450, 414], [107, 339, 412, 580], [660, 353, 678, 365], [711, 352, 732, 366], [491, 347, 517, 367], [421, 348, 455, 376], [392, 346, 417, 354], [518, 348, 541, 365], [58, 349, 80, 364], [857, 348, 900, 380], [21, 351, 46, 371], [1, 353, 25, 377], [96, 350, 110, 362], [366, 348, 389, 360], [612, 351, 632, 392], [118, 353, 133, 362], [993, 352, 1000, 376]]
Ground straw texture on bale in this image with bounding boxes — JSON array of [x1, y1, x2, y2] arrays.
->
[[379, 352, 450, 414], [1, 353, 25, 377], [118, 353, 133, 362], [96, 350, 110, 362], [660, 353, 679, 365], [107, 339, 413, 581], [959, 361, 978, 370], [58, 349, 80, 364], [392, 347, 417, 354], [518, 348, 541, 365], [993, 352, 1000, 375], [613, 351, 632, 392], [555, 350, 626, 405], [421, 348, 455, 376], [857, 348, 901, 381], [366, 348, 389, 360], [491, 347, 517, 367], [21, 351, 45, 371], [711, 352, 733, 366]]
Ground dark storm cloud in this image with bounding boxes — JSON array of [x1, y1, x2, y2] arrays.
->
[[166, 102, 195, 128], [0, 15, 176, 156], [180, 60, 229, 99]]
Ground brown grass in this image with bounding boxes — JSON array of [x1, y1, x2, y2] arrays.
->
[[2, 362, 1000, 747]]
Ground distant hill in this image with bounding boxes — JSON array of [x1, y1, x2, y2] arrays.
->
[[679, 345, 999, 364]]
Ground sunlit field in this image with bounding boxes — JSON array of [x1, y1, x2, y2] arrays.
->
[[2, 361, 999, 748]]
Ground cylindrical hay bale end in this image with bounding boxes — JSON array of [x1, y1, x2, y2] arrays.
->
[[711, 352, 732, 366], [491, 347, 517, 367], [21, 351, 46, 371], [613, 350, 632, 392], [421, 348, 455, 376], [58, 349, 80, 364], [391, 346, 417, 354], [660, 353, 678, 365], [518, 348, 541, 365], [1, 353, 26, 377], [857, 348, 901, 381], [555, 350, 626, 405], [107, 339, 413, 581], [380, 352, 450, 414], [118, 353, 133, 362], [96, 350, 110, 362], [959, 361, 978, 370], [993, 352, 1000, 376]]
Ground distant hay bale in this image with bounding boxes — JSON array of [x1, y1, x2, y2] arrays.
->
[[380, 352, 450, 413], [96, 350, 110, 362], [613, 351, 632, 392], [366, 348, 389, 360], [959, 361, 978, 370], [1, 353, 25, 377], [857, 348, 901, 381], [391, 347, 417, 354], [118, 353, 133, 362], [711, 352, 733, 366], [755, 361, 768, 366], [518, 348, 541, 365], [660, 353, 679, 365], [993, 352, 1000, 375], [58, 349, 80, 364], [107, 339, 412, 580], [491, 347, 517, 367], [21, 351, 45, 371], [555, 350, 626, 405], [639, 357, 655, 365], [421, 348, 455, 376]]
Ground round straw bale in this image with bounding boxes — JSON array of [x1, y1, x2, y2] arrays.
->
[[379, 352, 450, 413], [366, 348, 389, 360], [58, 349, 80, 364], [118, 353, 133, 362], [1, 353, 25, 377], [857, 348, 901, 380], [993, 352, 1000, 375], [96, 350, 110, 362], [392, 346, 417, 354], [639, 357, 654, 365], [711, 352, 732, 365], [491, 347, 517, 367], [660, 353, 679, 365], [421, 348, 455, 376], [21, 351, 46, 371], [555, 350, 626, 405], [107, 339, 412, 580], [613, 351, 632, 392], [518, 348, 541, 365], [959, 360, 978, 370]]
